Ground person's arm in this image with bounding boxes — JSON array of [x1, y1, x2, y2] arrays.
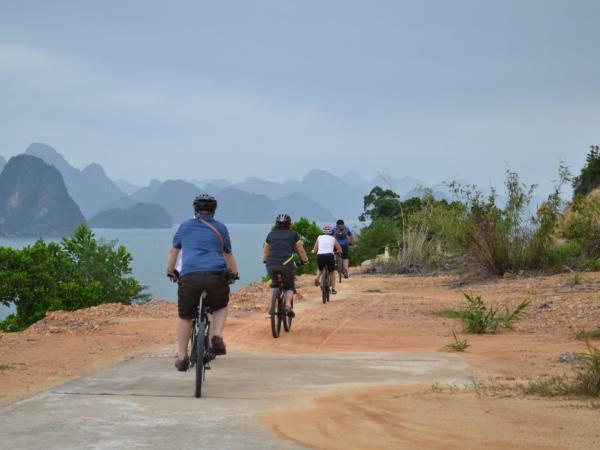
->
[[263, 242, 270, 263], [167, 247, 181, 277], [334, 240, 342, 253], [224, 252, 238, 274], [348, 228, 355, 245], [295, 241, 309, 264], [312, 239, 319, 254]]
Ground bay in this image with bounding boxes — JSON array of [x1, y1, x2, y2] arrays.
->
[[0, 224, 273, 320]]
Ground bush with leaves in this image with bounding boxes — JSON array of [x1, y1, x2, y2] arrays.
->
[[291, 217, 321, 275], [0, 224, 148, 331], [573, 145, 600, 197]]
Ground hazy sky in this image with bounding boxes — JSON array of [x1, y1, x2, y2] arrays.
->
[[1, 0, 598, 193]]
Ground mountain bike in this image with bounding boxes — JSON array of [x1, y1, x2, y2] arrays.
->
[[321, 266, 330, 304], [189, 291, 214, 398], [270, 270, 294, 338], [335, 252, 343, 284]]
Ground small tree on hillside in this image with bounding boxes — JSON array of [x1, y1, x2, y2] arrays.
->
[[573, 145, 600, 197]]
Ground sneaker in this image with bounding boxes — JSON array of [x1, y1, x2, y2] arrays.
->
[[286, 308, 296, 318], [331, 289, 337, 295], [314, 278, 320, 287], [174, 356, 189, 372], [343, 270, 349, 279], [211, 335, 227, 356]]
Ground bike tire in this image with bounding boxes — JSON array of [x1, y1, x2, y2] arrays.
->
[[194, 318, 207, 398], [338, 258, 343, 284], [270, 289, 282, 338], [283, 296, 293, 332]]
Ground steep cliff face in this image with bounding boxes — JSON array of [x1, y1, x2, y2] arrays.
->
[[0, 155, 85, 237], [25, 143, 124, 217]]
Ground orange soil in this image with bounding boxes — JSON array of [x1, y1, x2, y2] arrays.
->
[[1, 272, 600, 449]]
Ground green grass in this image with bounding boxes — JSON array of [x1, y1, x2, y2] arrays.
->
[[526, 341, 600, 398], [438, 293, 529, 334], [441, 330, 470, 352], [0, 364, 14, 372], [526, 375, 570, 397], [576, 328, 600, 341]]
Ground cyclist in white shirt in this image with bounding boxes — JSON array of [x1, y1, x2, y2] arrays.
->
[[312, 224, 343, 294]]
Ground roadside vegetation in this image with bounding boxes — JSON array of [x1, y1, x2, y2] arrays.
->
[[441, 330, 470, 352], [0, 224, 148, 331], [527, 340, 600, 397], [437, 293, 529, 334], [351, 145, 600, 276]]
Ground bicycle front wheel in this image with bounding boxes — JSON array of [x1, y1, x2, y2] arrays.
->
[[270, 289, 282, 338], [322, 271, 330, 304], [283, 297, 293, 332]]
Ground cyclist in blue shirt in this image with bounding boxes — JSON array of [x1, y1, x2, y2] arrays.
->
[[166, 194, 239, 371], [332, 219, 354, 278]]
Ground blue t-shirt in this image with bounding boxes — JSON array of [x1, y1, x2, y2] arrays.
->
[[331, 225, 352, 246], [172, 214, 232, 276]]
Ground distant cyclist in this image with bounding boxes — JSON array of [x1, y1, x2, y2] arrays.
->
[[313, 224, 342, 294], [332, 219, 354, 278], [263, 214, 309, 318], [166, 194, 239, 371]]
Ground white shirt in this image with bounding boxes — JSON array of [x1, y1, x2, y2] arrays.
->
[[316, 234, 336, 255]]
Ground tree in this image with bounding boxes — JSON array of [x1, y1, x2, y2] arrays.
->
[[0, 224, 148, 331], [291, 218, 321, 274], [573, 145, 600, 197], [359, 187, 402, 222]]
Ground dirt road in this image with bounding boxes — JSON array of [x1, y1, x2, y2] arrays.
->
[[1, 272, 599, 449]]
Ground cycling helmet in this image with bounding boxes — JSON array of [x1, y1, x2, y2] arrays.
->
[[322, 224, 333, 234], [336, 219, 345, 226], [275, 213, 291, 228], [193, 194, 217, 213]]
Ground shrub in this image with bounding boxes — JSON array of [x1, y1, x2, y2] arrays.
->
[[291, 217, 321, 275], [573, 340, 600, 396], [0, 224, 147, 331], [573, 145, 600, 197], [351, 218, 399, 264], [458, 293, 529, 334]]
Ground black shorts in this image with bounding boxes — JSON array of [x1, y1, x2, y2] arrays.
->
[[267, 264, 296, 291], [340, 244, 349, 259], [317, 253, 335, 272], [177, 272, 230, 319]]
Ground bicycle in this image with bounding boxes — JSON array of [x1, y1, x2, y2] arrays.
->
[[321, 266, 331, 304], [189, 291, 213, 398], [270, 270, 294, 338]]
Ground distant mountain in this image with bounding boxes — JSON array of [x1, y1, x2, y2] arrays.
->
[[299, 169, 364, 220], [88, 203, 172, 229], [0, 155, 6, 174], [216, 187, 277, 223], [130, 179, 162, 203], [371, 175, 425, 197], [232, 177, 296, 199], [191, 178, 230, 191], [152, 180, 203, 223], [274, 193, 335, 222], [0, 155, 85, 237], [114, 179, 140, 195], [25, 143, 125, 217]]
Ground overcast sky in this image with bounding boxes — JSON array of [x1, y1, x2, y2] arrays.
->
[[1, 0, 598, 193]]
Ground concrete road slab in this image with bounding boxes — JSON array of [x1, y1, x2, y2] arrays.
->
[[0, 351, 472, 450]]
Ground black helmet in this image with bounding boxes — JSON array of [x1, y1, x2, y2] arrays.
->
[[193, 194, 217, 213], [275, 213, 291, 228], [336, 219, 345, 226]]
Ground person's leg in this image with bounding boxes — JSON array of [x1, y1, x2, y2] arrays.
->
[[284, 289, 294, 309], [209, 306, 228, 341], [177, 318, 192, 360], [315, 269, 322, 285]]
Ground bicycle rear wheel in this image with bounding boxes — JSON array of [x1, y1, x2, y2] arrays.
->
[[270, 289, 282, 338], [337, 256, 343, 283], [194, 318, 207, 398]]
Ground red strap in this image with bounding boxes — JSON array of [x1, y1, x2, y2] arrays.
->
[[198, 218, 225, 250]]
